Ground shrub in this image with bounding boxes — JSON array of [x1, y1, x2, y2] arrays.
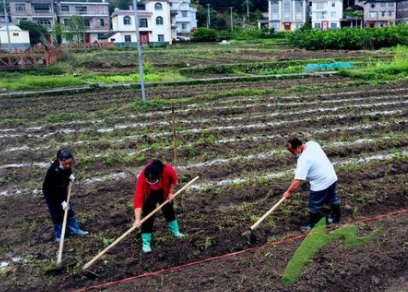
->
[[192, 28, 218, 42], [290, 25, 408, 50]]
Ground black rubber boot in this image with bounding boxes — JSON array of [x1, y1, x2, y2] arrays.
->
[[329, 204, 341, 224], [300, 212, 324, 232]]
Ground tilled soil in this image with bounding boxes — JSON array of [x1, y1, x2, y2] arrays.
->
[[0, 77, 407, 292], [99, 210, 408, 292]]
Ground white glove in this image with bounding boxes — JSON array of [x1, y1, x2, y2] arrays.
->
[[61, 201, 70, 210], [69, 174, 75, 182]]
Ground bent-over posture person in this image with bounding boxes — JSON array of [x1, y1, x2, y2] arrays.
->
[[282, 138, 341, 232], [42, 150, 88, 242], [133, 159, 184, 253]]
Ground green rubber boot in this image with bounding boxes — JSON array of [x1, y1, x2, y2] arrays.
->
[[141, 233, 152, 253], [167, 220, 185, 238]]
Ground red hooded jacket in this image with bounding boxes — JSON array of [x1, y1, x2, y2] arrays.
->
[[133, 163, 178, 209]]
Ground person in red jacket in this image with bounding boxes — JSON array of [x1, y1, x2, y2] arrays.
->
[[133, 160, 184, 253]]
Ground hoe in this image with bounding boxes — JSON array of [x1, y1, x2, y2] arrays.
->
[[242, 197, 286, 243]]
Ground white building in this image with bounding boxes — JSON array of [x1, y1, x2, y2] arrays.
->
[[311, 0, 343, 29], [170, 0, 197, 39], [268, 0, 309, 31], [103, 0, 172, 46], [0, 25, 30, 51]]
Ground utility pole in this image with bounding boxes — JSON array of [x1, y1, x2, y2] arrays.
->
[[206, 4, 210, 28], [230, 7, 234, 33], [2, 0, 11, 50], [245, 0, 250, 18], [132, 0, 147, 102]]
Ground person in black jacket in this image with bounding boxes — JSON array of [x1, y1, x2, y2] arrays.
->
[[42, 150, 88, 242]]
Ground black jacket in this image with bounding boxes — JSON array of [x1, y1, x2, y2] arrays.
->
[[42, 160, 72, 199]]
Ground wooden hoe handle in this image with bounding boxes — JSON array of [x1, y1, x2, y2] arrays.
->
[[250, 197, 286, 231], [57, 182, 72, 265], [82, 176, 199, 271]]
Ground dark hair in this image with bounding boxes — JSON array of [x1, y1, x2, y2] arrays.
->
[[287, 138, 303, 149], [145, 160, 164, 181], [57, 150, 74, 161]]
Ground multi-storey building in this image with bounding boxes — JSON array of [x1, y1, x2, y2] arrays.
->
[[9, 0, 57, 31], [56, 0, 110, 42], [169, 0, 197, 39], [103, 0, 172, 46], [396, 0, 408, 23], [311, 0, 343, 29], [357, 0, 397, 27], [268, 0, 309, 31]]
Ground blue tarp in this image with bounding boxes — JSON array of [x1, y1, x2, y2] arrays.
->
[[304, 62, 355, 72]]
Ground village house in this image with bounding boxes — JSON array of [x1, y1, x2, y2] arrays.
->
[[169, 0, 197, 39], [56, 0, 110, 43], [311, 0, 343, 29], [9, 0, 57, 31], [396, 0, 408, 23], [102, 0, 172, 46], [268, 0, 309, 31], [357, 0, 397, 27]]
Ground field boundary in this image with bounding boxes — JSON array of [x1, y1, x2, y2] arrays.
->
[[72, 207, 408, 292], [0, 71, 338, 99]]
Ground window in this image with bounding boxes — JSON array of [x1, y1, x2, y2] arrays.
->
[[15, 4, 26, 12], [34, 18, 52, 28], [139, 18, 148, 27], [158, 34, 164, 42], [371, 4, 375, 8], [124, 35, 131, 42], [123, 16, 131, 25], [332, 3, 335, 7], [156, 16, 163, 25], [271, 2, 279, 20], [314, 22, 321, 28], [388, 2, 394, 7], [63, 19, 70, 26], [84, 19, 90, 27], [75, 6, 87, 14], [369, 11, 378, 18], [181, 23, 187, 30], [388, 11, 393, 16], [100, 19, 105, 26], [380, 2, 386, 7], [295, 1, 303, 20], [13, 32, 19, 36], [283, 0, 291, 20], [61, 5, 69, 12], [316, 11, 327, 19], [155, 3, 162, 10], [331, 11, 337, 18], [317, 3, 324, 9], [33, 4, 50, 13], [182, 11, 187, 17], [381, 11, 386, 16], [330, 22, 337, 28]]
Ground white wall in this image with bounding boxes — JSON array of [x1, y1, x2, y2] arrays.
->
[[0, 28, 30, 44], [170, 0, 197, 34]]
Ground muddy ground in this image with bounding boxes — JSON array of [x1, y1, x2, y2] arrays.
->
[[0, 76, 407, 292]]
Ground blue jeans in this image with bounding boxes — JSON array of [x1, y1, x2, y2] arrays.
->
[[309, 182, 340, 214]]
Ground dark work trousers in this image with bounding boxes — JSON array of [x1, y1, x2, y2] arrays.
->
[[309, 182, 340, 214], [141, 190, 176, 234], [43, 191, 75, 225]]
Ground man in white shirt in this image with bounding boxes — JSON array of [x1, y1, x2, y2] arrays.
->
[[282, 137, 341, 232]]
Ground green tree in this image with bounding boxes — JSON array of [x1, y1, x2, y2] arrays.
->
[[52, 23, 64, 45], [17, 20, 50, 46], [66, 15, 85, 42]]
